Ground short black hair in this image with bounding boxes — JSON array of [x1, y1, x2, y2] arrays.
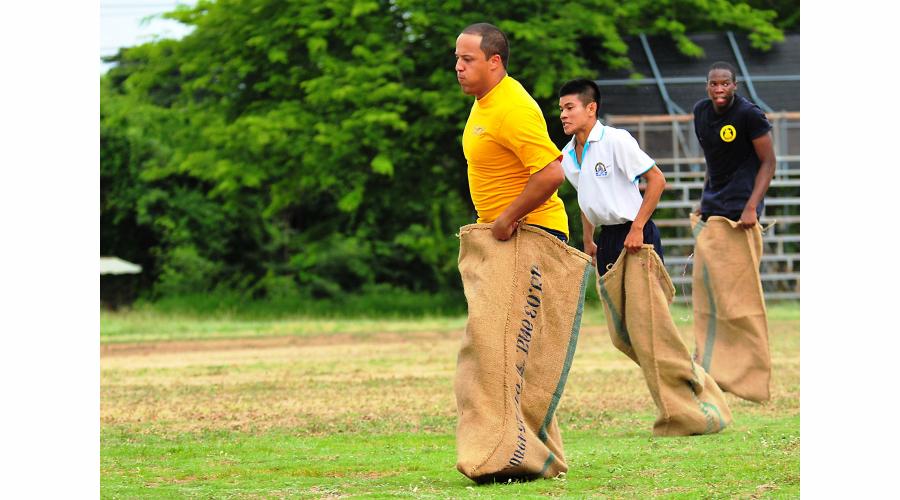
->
[[708, 61, 738, 83], [461, 23, 509, 69], [558, 78, 602, 110]]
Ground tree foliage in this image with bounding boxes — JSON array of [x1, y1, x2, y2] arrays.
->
[[101, 0, 790, 301]]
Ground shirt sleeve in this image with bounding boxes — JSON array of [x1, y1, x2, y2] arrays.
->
[[745, 103, 773, 140], [613, 129, 656, 181], [497, 105, 562, 174], [692, 100, 704, 143]]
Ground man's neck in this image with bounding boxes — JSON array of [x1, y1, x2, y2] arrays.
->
[[713, 95, 736, 115], [574, 119, 598, 149], [475, 72, 508, 100]]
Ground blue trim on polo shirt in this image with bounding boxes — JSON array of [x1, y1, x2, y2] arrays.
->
[[567, 148, 578, 169], [568, 141, 592, 170], [565, 122, 604, 171], [632, 162, 657, 182]]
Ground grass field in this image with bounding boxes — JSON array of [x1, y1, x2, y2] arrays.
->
[[100, 302, 799, 498]]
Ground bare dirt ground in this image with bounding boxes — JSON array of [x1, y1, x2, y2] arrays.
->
[[101, 322, 798, 435], [100, 329, 456, 357]]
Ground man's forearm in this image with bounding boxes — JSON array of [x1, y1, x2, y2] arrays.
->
[[496, 160, 565, 225], [632, 166, 666, 229], [746, 132, 776, 213], [581, 211, 595, 243], [745, 159, 775, 213]]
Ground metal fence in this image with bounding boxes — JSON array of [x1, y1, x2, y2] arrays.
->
[[605, 113, 800, 302]]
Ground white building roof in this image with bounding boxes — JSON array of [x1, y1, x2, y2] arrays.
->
[[100, 257, 142, 275]]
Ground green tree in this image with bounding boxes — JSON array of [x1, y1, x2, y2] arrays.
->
[[745, 0, 799, 31], [101, 0, 790, 302]]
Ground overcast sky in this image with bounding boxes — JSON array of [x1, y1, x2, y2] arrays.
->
[[100, 0, 197, 73]]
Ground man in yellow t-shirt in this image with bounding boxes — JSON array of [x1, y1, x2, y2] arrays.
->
[[455, 22, 568, 242]]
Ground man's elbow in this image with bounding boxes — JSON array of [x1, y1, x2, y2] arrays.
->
[[535, 161, 565, 190], [649, 167, 667, 192], [548, 163, 565, 189]]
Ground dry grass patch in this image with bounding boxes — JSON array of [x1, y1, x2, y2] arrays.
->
[[102, 309, 798, 437]]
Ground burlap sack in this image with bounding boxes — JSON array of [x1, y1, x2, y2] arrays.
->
[[598, 245, 732, 436], [455, 223, 592, 482], [690, 213, 771, 403]]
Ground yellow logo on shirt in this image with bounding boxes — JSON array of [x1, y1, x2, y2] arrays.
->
[[472, 126, 486, 136], [720, 125, 736, 142]]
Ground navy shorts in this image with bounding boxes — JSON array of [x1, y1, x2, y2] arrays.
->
[[596, 220, 664, 276], [530, 224, 568, 243], [701, 211, 742, 222]]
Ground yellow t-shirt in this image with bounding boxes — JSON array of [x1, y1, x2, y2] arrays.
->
[[462, 75, 568, 238]]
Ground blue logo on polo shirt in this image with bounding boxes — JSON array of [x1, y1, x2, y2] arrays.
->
[[594, 161, 608, 177]]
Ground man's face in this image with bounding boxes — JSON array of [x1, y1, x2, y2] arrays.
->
[[707, 69, 737, 111], [558, 94, 596, 136], [455, 33, 495, 97]]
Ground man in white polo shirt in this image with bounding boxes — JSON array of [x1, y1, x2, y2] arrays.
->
[[557, 78, 667, 275], [558, 79, 734, 437]]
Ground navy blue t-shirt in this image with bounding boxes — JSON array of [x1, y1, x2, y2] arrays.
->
[[693, 94, 772, 218]]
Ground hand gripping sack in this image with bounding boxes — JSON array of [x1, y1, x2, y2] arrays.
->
[[690, 214, 771, 403], [597, 245, 732, 436], [455, 224, 592, 482]]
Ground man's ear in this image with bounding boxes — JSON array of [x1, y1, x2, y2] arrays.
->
[[588, 101, 597, 117], [489, 54, 503, 70]]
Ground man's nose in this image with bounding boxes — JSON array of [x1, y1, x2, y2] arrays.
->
[[455, 60, 464, 72]]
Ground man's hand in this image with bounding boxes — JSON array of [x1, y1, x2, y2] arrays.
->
[[739, 205, 759, 229], [624, 225, 644, 253], [583, 238, 598, 267], [491, 214, 520, 241]]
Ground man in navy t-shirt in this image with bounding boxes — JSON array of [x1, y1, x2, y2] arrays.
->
[[690, 61, 776, 403], [693, 61, 776, 228]]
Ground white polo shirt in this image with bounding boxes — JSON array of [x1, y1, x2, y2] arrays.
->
[[561, 121, 656, 226]]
